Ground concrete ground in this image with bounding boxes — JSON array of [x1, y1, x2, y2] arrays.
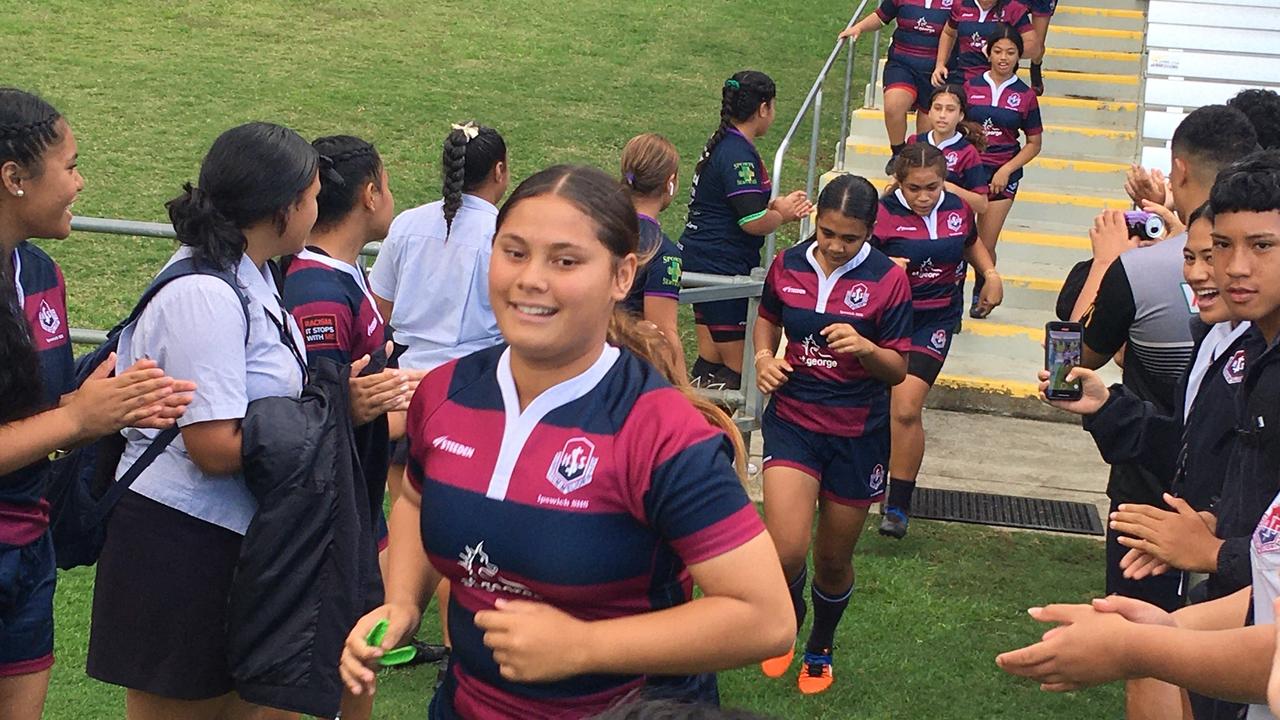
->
[[745, 408, 1112, 532]]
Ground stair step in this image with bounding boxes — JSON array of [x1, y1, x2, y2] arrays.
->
[[876, 58, 1139, 102], [1050, 25, 1144, 52], [870, 82, 1140, 129], [1043, 46, 1142, 75], [1053, 4, 1146, 31]]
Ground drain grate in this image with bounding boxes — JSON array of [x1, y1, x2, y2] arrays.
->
[[910, 488, 1104, 536]]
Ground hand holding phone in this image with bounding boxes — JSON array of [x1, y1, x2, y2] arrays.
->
[[1044, 321, 1084, 401]]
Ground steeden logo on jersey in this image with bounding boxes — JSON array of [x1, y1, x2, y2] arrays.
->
[[432, 435, 476, 459], [457, 541, 538, 598], [546, 437, 598, 494]]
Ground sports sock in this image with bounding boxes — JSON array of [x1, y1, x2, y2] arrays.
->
[[890, 142, 906, 157], [805, 582, 853, 654], [787, 567, 808, 632], [691, 357, 721, 379], [887, 478, 916, 514]]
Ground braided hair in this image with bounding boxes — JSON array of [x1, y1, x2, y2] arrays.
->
[[892, 143, 948, 184], [694, 71, 777, 176], [815, 174, 880, 228], [311, 135, 383, 230], [0, 88, 65, 421], [442, 121, 506, 239]]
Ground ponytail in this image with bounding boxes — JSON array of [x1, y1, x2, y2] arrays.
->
[[892, 143, 948, 184], [169, 122, 318, 271], [694, 71, 777, 176], [607, 311, 748, 483], [167, 183, 246, 269], [957, 120, 989, 152], [442, 121, 506, 239]]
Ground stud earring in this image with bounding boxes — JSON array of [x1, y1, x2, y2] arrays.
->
[[14, 189, 23, 197]]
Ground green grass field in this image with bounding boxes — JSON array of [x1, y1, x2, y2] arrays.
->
[[6, 1, 1119, 717]]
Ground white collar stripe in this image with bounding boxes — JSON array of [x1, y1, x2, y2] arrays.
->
[[486, 344, 621, 501], [296, 248, 384, 325], [804, 242, 873, 313]]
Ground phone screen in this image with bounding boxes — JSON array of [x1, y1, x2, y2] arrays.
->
[[1046, 327, 1083, 398]]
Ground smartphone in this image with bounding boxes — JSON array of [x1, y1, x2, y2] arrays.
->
[[1044, 321, 1084, 401]]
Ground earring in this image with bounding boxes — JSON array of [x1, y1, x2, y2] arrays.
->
[[14, 189, 23, 197]]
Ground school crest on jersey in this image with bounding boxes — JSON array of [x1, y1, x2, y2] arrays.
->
[[734, 162, 758, 187], [37, 299, 60, 335], [946, 212, 964, 233], [930, 329, 948, 350], [945, 151, 959, 170], [1254, 503, 1280, 555], [547, 437, 599, 494], [869, 464, 885, 492], [941, 0, 953, 8], [844, 283, 870, 312], [1223, 349, 1247, 385], [1006, 93, 1022, 110]]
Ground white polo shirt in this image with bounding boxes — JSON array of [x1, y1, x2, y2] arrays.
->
[[114, 247, 306, 535], [368, 194, 503, 372]]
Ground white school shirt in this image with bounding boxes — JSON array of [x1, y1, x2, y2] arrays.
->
[[368, 194, 503, 372], [1184, 321, 1253, 422], [114, 247, 307, 535], [1249, 488, 1280, 720]]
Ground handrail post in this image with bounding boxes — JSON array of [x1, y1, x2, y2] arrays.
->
[[801, 89, 824, 242], [837, 38, 856, 170], [864, 29, 882, 109]]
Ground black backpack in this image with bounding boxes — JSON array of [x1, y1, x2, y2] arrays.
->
[[46, 257, 251, 569]]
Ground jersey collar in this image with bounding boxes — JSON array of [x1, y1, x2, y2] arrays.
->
[[894, 188, 948, 239], [487, 343, 621, 501], [297, 246, 384, 323], [804, 241, 873, 313], [981, 71, 1021, 107], [928, 130, 964, 151]]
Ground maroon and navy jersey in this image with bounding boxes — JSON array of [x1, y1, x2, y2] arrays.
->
[[0, 241, 75, 548], [405, 344, 763, 719], [282, 247, 387, 365], [910, 131, 990, 195], [947, 0, 1033, 80], [758, 240, 913, 438], [964, 72, 1043, 167], [872, 190, 978, 311], [876, 0, 954, 66]]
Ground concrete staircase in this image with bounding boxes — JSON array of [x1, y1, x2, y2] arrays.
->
[[836, 0, 1145, 417]]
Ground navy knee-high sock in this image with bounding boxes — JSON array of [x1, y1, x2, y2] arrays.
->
[[787, 568, 808, 635], [806, 582, 853, 655], [887, 477, 916, 514]]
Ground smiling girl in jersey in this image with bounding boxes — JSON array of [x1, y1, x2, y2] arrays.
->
[[620, 133, 686, 378], [681, 71, 813, 389], [0, 88, 193, 720], [872, 145, 1002, 539], [963, 24, 1042, 319], [838, 0, 956, 174], [340, 165, 794, 719], [907, 84, 990, 214], [931, 0, 1036, 87], [753, 174, 913, 694]]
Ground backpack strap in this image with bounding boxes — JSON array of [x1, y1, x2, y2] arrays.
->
[[110, 257, 253, 343], [90, 426, 181, 525]]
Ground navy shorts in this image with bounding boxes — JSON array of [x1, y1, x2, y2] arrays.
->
[[883, 56, 936, 113], [0, 532, 56, 677], [761, 404, 890, 507], [693, 299, 748, 343], [1028, 0, 1057, 17], [987, 165, 1024, 201], [907, 304, 959, 385]]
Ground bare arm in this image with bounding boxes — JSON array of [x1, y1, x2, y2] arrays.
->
[[996, 133, 1043, 179], [946, 182, 988, 215], [180, 419, 244, 476], [643, 295, 688, 380], [932, 25, 958, 85], [839, 12, 886, 40]]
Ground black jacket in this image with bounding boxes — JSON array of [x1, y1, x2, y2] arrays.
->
[[228, 358, 383, 718]]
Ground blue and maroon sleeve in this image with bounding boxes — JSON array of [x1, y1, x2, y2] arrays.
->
[[623, 390, 764, 566], [757, 252, 786, 325], [878, 266, 915, 353], [283, 272, 356, 365], [947, 4, 961, 28], [403, 362, 457, 493], [1023, 95, 1044, 137], [1013, 5, 1033, 33], [875, 0, 898, 22], [957, 147, 990, 195]]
